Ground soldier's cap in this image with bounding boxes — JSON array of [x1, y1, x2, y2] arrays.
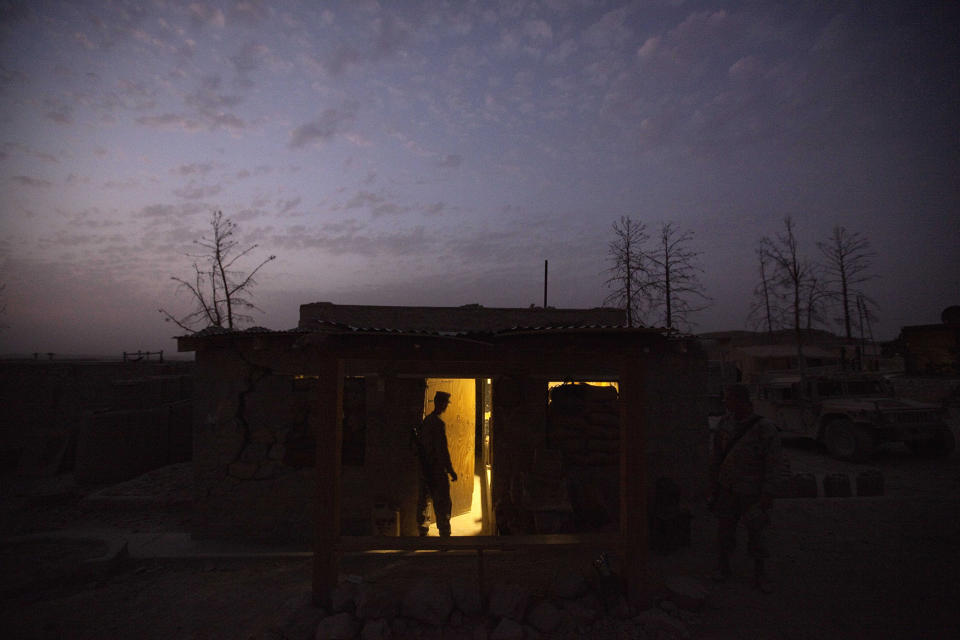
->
[[434, 391, 451, 404]]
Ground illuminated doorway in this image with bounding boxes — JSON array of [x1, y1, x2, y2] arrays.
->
[[420, 377, 489, 536]]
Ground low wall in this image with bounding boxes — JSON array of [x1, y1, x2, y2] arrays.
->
[[75, 400, 193, 484], [0, 359, 194, 478]]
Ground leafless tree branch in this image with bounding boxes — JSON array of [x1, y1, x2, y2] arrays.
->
[[158, 210, 276, 333], [818, 226, 879, 340]]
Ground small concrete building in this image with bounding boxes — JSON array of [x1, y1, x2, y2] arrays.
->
[[178, 302, 708, 603]]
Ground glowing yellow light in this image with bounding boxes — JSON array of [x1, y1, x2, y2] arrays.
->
[[547, 380, 619, 392]]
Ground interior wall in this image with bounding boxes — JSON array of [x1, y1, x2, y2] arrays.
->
[[423, 378, 476, 518]]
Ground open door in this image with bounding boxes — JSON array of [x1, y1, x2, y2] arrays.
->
[[423, 379, 475, 518]]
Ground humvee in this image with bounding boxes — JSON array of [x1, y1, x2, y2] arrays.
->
[[754, 372, 955, 461]]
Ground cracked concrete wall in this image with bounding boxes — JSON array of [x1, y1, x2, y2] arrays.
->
[[192, 346, 318, 542]]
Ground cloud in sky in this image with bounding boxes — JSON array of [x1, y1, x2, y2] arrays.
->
[[289, 104, 358, 148], [11, 175, 52, 187], [0, 0, 957, 356]]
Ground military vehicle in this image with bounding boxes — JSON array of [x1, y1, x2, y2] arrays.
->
[[754, 372, 955, 461]]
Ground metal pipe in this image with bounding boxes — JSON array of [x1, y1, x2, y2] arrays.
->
[[544, 259, 548, 308]]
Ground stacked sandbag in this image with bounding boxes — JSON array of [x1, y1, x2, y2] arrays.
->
[[549, 384, 620, 469], [548, 384, 620, 531]]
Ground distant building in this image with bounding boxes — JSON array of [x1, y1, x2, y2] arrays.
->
[[899, 306, 960, 376], [729, 344, 841, 381]]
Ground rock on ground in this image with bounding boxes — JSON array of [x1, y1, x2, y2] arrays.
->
[[330, 582, 359, 613], [401, 578, 453, 626], [527, 600, 562, 632], [487, 582, 531, 621], [315, 611, 360, 640], [664, 574, 708, 612], [360, 618, 391, 640], [490, 617, 524, 640], [551, 568, 589, 599], [635, 608, 690, 639], [451, 577, 483, 615], [355, 584, 399, 620]]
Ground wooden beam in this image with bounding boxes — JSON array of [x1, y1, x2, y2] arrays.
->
[[335, 533, 621, 552], [312, 357, 343, 608], [621, 364, 649, 606]]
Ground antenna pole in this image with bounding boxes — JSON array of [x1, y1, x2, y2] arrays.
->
[[543, 260, 548, 308]]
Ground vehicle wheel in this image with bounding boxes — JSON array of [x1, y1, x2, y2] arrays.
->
[[909, 427, 956, 458], [825, 419, 874, 461]]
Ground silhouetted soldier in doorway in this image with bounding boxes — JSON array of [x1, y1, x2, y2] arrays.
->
[[413, 391, 458, 536]]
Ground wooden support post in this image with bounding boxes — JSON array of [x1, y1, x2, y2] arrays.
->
[[312, 357, 344, 608], [621, 363, 649, 606], [477, 548, 485, 596]]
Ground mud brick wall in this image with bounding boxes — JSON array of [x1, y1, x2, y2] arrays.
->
[[0, 360, 193, 477], [339, 376, 423, 536], [75, 400, 192, 484], [640, 342, 710, 502], [548, 383, 620, 531], [491, 375, 550, 510]]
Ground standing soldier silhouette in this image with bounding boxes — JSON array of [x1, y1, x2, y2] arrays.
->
[[413, 390, 458, 536]]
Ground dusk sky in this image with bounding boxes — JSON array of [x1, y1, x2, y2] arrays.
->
[[1, 0, 957, 356]]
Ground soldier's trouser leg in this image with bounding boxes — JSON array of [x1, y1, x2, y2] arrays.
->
[[717, 489, 769, 558], [744, 503, 770, 560], [416, 478, 431, 536], [433, 476, 452, 536], [715, 488, 740, 557]]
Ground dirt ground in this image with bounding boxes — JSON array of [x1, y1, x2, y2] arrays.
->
[[2, 442, 959, 639]]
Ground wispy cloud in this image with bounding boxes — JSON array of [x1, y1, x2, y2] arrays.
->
[[270, 223, 428, 257], [139, 202, 206, 219], [185, 75, 243, 111], [230, 42, 270, 86], [172, 182, 222, 200], [437, 154, 462, 168], [188, 3, 226, 29], [3, 142, 59, 163], [277, 196, 301, 215], [172, 162, 214, 176], [289, 104, 357, 148], [11, 175, 53, 187], [43, 96, 73, 124]]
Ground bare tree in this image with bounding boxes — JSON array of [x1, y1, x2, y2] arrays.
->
[[159, 210, 276, 332], [604, 216, 648, 327], [645, 222, 710, 330], [817, 226, 878, 341], [802, 270, 831, 331], [746, 246, 784, 334], [761, 216, 817, 369]]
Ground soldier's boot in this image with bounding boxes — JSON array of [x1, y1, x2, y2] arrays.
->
[[753, 558, 774, 593]]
